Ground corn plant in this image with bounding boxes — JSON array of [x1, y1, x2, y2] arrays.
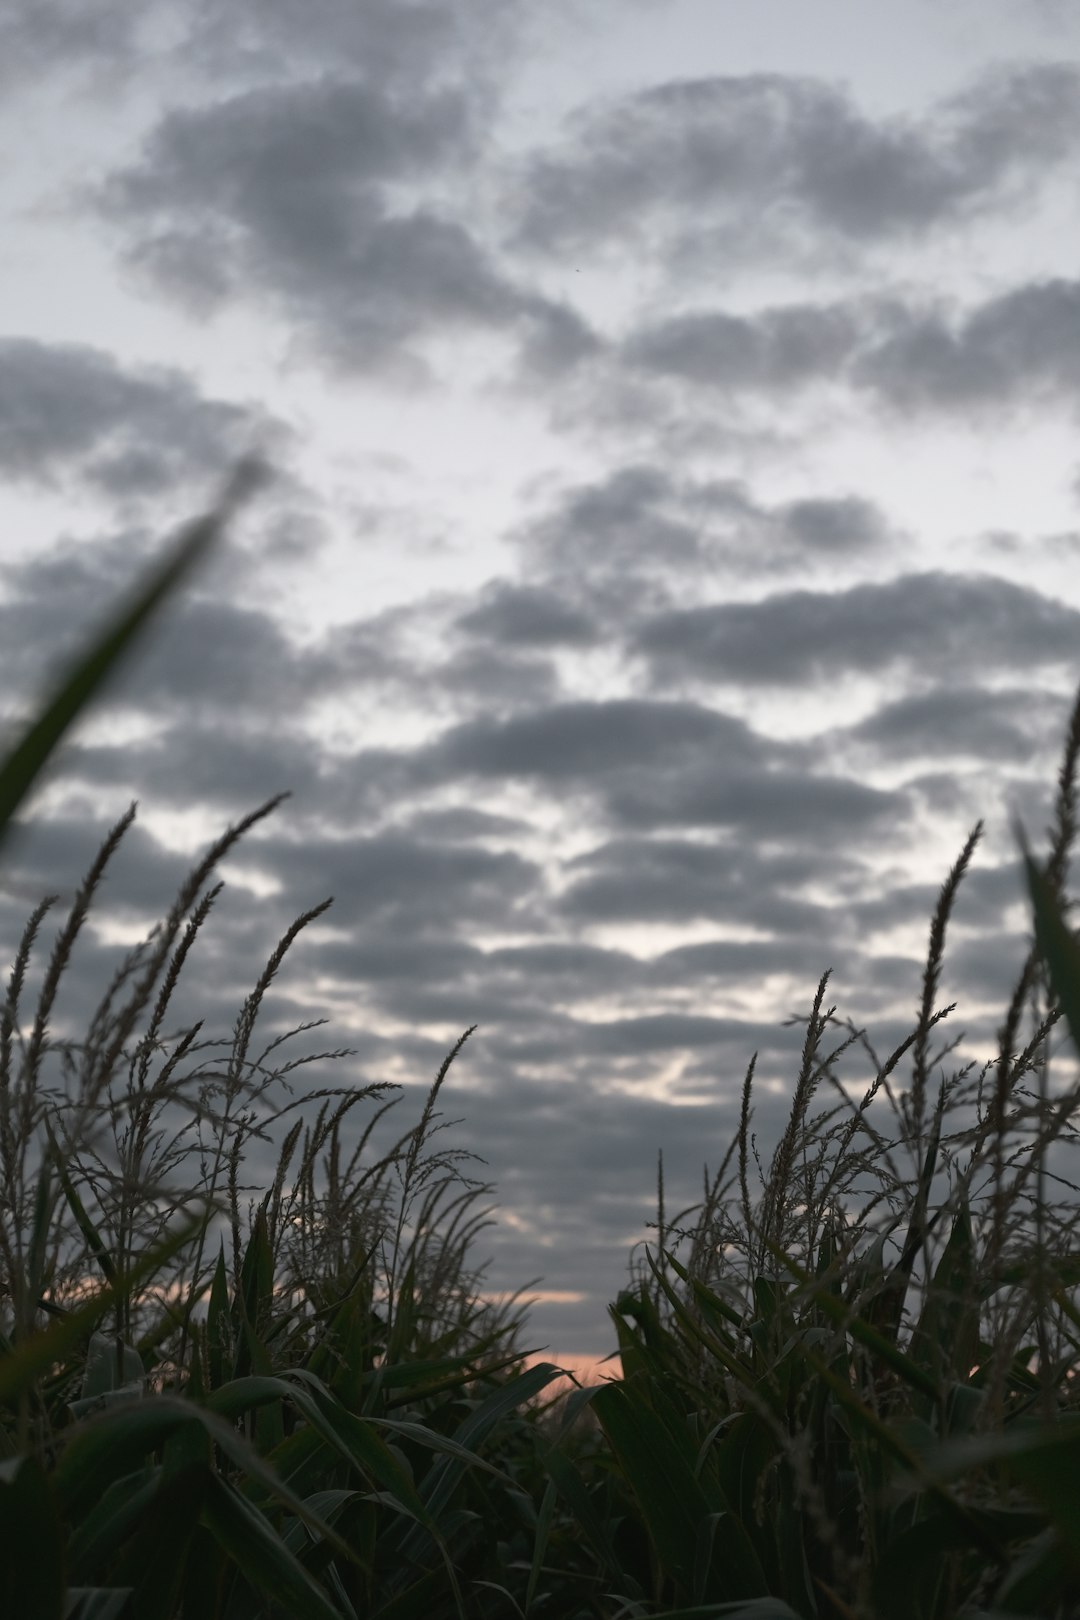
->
[[0, 467, 574, 1620], [537, 690, 1080, 1619]]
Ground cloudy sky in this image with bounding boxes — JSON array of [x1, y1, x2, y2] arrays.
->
[[3, 0, 1080, 1368]]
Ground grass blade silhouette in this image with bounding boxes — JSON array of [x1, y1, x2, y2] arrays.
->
[[0, 459, 264, 851]]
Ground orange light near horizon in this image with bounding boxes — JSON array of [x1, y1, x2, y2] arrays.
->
[[522, 1350, 621, 1388]]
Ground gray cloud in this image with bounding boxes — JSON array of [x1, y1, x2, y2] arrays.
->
[[0, 339, 268, 496], [178, 0, 526, 96], [635, 572, 1080, 686], [517, 465, 894, 589], [625, 301, 864, 392], [56, 728, 326, 816], [456, 584, 600, 651], [182, 0, 482, 85], [248, 825, 542, 938], [839, 684, 1068, 764], [557, 837, 841, 933], [426, 697, 766, 784], [0, 1, 522, 109], [623, 279, 1080, 416], [521, 466, 704, 580], [0, 575, 330, 722], [514, 63, 1080, 262], [605, 763, 903, 841], [779, 496, 892, 552], [647, 935, 835, 987], [433, 646, 563, 709], [98, 74, 591, 375], [406, 693, 903, 851], [853, 278, 1080, 411], [402, 806, 529, 843], [0, 809, 197, 924], [849, 856, 1027, 943], [0, 2, 140, 90]]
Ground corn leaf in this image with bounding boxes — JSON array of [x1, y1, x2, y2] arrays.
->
[[0, 460, 262, 850]]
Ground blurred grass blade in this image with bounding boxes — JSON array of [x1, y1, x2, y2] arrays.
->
[[922, 1415, 1080, 1554], [0, 458, 263, 848]]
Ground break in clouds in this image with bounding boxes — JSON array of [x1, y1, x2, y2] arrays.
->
[[2, 0, 1079, 1357]]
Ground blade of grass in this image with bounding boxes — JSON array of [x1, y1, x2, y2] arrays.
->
[[0, 459, 264, 849]]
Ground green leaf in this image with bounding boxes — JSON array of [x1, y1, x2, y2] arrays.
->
[[591, 1379, 767, 1602], [64, 1591, 135, 1620], [205, 1373, 441, 1517], [238, 1207, 274, 1340], [79, 1333, 145, 1402], [207, 1242, 231, 1390], [628, 1598, 804, 1618], [760, 1235, 940, 1403], [921, 1416, 1080, 1571], [113, 1462, 208, 1620], [66, 1469, 160, 1581], [389, 1359, 565, 1569], [645, 1247, 756, 1398], [201, 1472, 344, 1620], [54, 1390, 358, 1577], [202, 1362, 498, 1619], [0, 460, 263, 852], [995, 1524, 1075, 1613], [54, 1404, 205, 1512], [544, 1451, 628, 1589], [909, 1191, 979, 1399], [524, 1475, 558, 1617], [45, 1116, 117, 1287], [384, 1255, 418, 1373], [538, 1397, 629, 1592], [1020, 822, 1080, 1061]]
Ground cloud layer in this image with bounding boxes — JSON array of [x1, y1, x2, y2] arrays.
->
[[2, 2, 1079, 1359]]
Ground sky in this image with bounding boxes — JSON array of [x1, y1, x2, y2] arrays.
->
[[2, 0, 1080, 1370]]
